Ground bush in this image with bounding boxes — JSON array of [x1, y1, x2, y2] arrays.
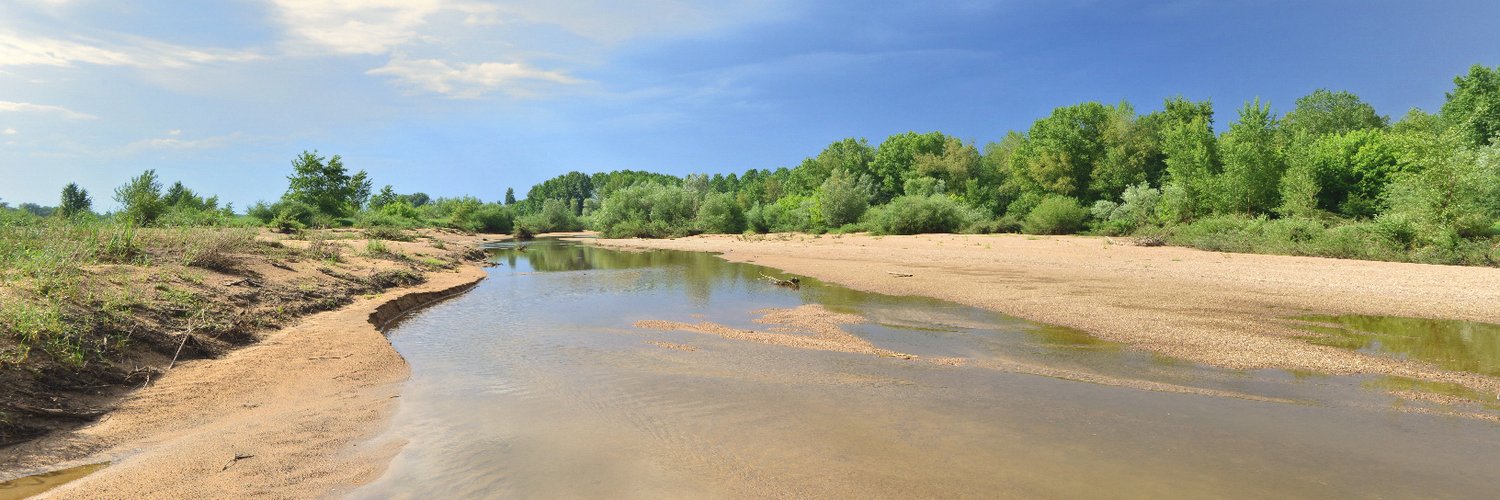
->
[[1022, 196, 1088, 235], [472, 203, 514, 234], [695, 193, 745, 234], [761, 195, 822, 233], [818, 169, 870, 227], [867, 195, 977, 235], [113, 170, 165, 226], [593, 184, 699, 238]]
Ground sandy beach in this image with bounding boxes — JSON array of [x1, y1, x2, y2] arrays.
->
[[1, 232, 491, 498], [592, 233, 1500, 396]]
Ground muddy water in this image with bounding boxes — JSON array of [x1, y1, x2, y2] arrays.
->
[[357, 240, 1500, 498]]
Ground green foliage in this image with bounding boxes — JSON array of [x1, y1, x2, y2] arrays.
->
[[1283, 89, 1388, 137], [515, 199, 582, 235], [817, 169, 871, 227], [1159, 102, 1219, 222], [1281, 128, 1407, 218], [58, 183, 91, 218], [695, 193, 746, 234], [866, 195, 977, 235], [594, 184, 700, 238], [1383, 141, 1500, 240], [870, 132, 951, 201], [1218, 99, 1286, 214], [1012, 102, 1115, 199], [1091, 182, 1162, 235], [1022, 196, 1089, 235], [1440, 64, 1500, 147], [283, 150, 371, 218], [113, 169, 165, 226]]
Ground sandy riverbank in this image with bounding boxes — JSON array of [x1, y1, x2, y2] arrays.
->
[[1, 230, 493, 498], [591, 233, 1500, 397]]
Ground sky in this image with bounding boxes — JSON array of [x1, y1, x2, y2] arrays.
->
[[1, 0, 1498, 210]]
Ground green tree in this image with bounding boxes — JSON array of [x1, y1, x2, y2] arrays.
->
[[1280, 129, 1405, 218], [870, 132, 950, 202], [1011, 102, 1113, 200], [504, 187, 516, 205], [1440, 64, 1500, 146], [695, 192, 746, 234], [1092, 102, 1165, 200], [1283, 89, 1388, 137], [913, 136, 980, 189], [284, 151, 370, 217], [1218, 99, 1287, 214], [59, 182, 91, 218], [1159, 102, 1219, 222], [818, 168, 871, 227], [369, 185, 399, 209], [113, 169, 165, 225]]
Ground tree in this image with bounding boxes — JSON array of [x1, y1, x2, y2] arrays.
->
[[1218, 99, 1287, 214], [1440, 64, 1500, 146], [1092, 102, 1165, 200], [695, 192, 746, 234], [283, 151, 370, 217], [870, 132, 950, 202], [369, 185, 399, 209], [1280, 129, 1404, 218], [818, 168, 871, 227], [1011, 102, 1113, 200], [114, 169, 165, 225], [59, 183, 91, 217], [504, 188, 516, 205], [1159, 99, 1219, 221], [1283, 89, 1388, 137]]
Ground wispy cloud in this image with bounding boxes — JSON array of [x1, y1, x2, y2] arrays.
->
[[0, 100, 97, 120], [0, 31, 261, 69], [368, 56, 583, 98], [2, 128, 16, 135], [125, 131, 248, 152]]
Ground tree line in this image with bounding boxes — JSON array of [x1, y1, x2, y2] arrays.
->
[[4, 64, 1498, 265]]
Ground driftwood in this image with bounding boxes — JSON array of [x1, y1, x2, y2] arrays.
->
[[759, 273, 801, 290], [886, 271, 913, 278], [222, 453, 255, 471]]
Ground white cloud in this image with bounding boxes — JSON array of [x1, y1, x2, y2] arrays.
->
[[367, 56, 582, 98], [125, 131, 248, 152], [0, 31, 261, 69], [271, 0, 466, 55], [2, 128, 16, 135], [0, 100, 97, 120], [270, 0, 785, 98]]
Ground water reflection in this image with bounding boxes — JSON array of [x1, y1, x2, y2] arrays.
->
[[1296, 315, 1500, 376], [358, 239, 1500, 499]]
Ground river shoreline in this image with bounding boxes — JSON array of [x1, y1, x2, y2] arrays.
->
[[0, 230, 493, 498], [587, 232, 1500, 402]]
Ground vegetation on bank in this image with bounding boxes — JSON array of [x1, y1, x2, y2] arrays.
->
[[8, 66, 1497, 266]]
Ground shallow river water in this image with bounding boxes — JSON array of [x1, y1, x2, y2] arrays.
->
[[355, 239, 1500, 498]]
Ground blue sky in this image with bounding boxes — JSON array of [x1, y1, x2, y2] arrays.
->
[[1, 0, 1497, 210]]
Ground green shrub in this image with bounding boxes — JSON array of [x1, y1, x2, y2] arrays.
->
[[594, 184, 699, 238], [1022, 196, 1089, 235], [472, 203, 514, 234], [867, 195, 977, 235], [695, 193, 745, 234]]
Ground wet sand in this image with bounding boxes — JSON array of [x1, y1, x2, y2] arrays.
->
[[2, 244, 489, 498], [592, 233, 1500, 397]]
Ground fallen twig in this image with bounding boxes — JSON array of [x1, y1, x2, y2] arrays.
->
[[758, 273, 801, 290], [886, 271, 913, 278], [222, 453, 255, 471]]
